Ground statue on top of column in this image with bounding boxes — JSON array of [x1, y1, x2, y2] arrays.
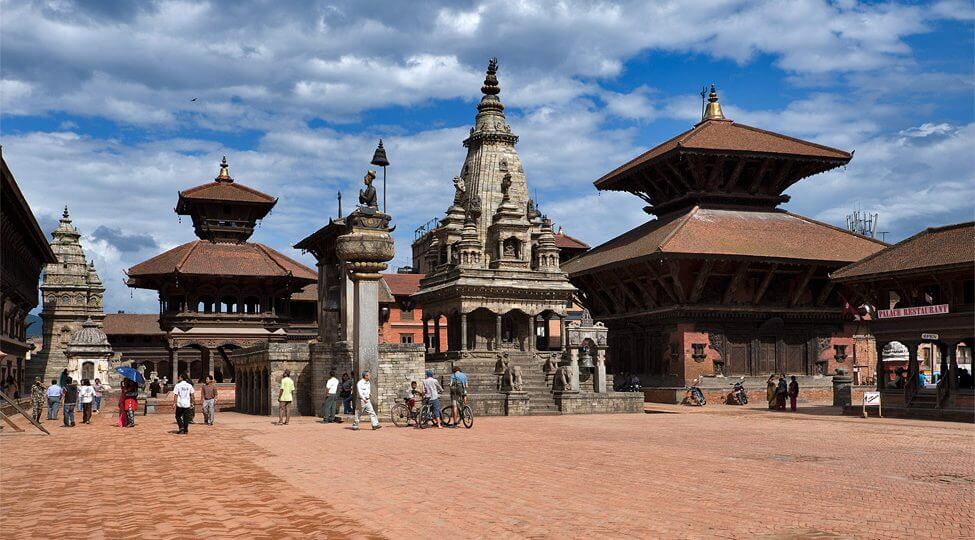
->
[[358, 170, 379, 210]]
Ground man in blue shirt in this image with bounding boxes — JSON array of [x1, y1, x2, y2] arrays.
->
[[45, 380, 62, 420], [449, 365, 468, 427]]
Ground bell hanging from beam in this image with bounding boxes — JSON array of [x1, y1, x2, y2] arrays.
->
[[578, 348, 594, 370]]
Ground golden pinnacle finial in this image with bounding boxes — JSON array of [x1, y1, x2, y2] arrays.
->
[[216, 156, 232, 181], [702, 83, 725, 121]]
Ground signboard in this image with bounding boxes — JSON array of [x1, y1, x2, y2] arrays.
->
[[862, 391, 882, 418], [921, 333, 940, 340], [877, 304, 948, 319]]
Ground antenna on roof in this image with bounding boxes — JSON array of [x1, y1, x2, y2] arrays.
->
[[845, 203, 879, 238]]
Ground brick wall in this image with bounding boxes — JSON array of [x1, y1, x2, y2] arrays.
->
[[375, 343, 425, 415]]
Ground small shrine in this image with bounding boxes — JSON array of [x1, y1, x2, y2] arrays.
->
[[65, 317, 114, 384]]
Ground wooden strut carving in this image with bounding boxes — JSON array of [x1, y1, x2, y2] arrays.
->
[[689, 260, 714, 303], [0, 390, 50, 435], [753, 263, 779, 305], [723, 262, 750, 304]]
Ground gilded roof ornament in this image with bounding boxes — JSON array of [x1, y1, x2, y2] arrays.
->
[[216, 156, 232, 182], [702, 83, 725, 121]]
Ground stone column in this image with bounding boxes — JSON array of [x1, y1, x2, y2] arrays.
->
[[560, 316, 567, 351], [528, 315, 536, 352], [207, 348, 215, 379], [336, 210, 394, 415], [460, 313, 468, 352], [434, 316, 441, 353], [496, 314, 503, 348], [569, 348, 580, 392], [832, 369, 853, 407], [171, 347, 179, 387], [594, 351, 607, 393]]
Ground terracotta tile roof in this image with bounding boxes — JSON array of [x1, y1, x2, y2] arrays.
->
[[381, 273, 424, 297], [179, 181, 277, 204], [291, 283, 318, 302], [831, 222, 974, 281], [554, 232, 590, 250], [595, 119, 851, 188], [103, 314, 165, 336], [128, 241, 316, 281], [562, 207, 886, 275]]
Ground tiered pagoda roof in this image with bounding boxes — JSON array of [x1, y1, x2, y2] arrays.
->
[[127, 241, 315, 283], [595, 85, 852, 217]]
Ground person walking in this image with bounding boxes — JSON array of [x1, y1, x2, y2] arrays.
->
[[45, 379, 62, 420], [61, 377, 78, 427], [340, 373, 354, 414], [788, 376, 800, 412], [92, 378, 107, 414], [448, 365, 468, 427], [201, 375, 218, 426], [352, 371, 381, 431], [149, 378, 161, 398], [58, 369, 68, 389], [277, 370, 295, 425], [29, 377, 45, 423], [422, 370, 444, 429], [78, 379, 95, 424], [173, 374, 194, 434], [323, 370, 339, 424]]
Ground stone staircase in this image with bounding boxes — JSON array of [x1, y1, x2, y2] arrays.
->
[[451, 352, 562, 415]]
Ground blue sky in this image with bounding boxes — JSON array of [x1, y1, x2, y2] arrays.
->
[[2, 0, 973, 315]]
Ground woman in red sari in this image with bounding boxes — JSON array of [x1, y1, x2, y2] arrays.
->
[[117, 379, 139, 427]]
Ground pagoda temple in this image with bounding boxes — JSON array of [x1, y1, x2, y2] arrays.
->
[[563, 85, 887, 402], [412, 59, 641, 415], [126, 157, 316, 383]]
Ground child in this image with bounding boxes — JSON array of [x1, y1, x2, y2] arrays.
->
[[407, 380, 421, 412]]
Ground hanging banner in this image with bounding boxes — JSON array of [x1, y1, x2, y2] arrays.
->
[[877, 304, 948, 319]]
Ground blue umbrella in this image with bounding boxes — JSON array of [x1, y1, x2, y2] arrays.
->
[[115, 366, 145, 386]]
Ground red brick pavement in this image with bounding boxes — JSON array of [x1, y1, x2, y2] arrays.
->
[[2, 406, 973, 538]]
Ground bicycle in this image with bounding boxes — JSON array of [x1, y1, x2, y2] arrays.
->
[[390, 397, 419, 427], [440, 396, 474, 429]]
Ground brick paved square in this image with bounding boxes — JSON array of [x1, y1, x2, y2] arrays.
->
[[1, 407, 972, 538]]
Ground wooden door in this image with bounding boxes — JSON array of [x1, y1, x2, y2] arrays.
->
[[727, 337, 750, 375], [782, 337, 807, 375], [755, 339, 777, 374]]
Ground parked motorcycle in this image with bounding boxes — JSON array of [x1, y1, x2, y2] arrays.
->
[[682, 378, 706, 406], [729, 376, 748, 405]]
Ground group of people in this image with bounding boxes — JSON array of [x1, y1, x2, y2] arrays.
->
[[766, 375, 800, 412], [316, 366, 469, 430], [28, 375, 109, 426], [172, 374, 219, 434]]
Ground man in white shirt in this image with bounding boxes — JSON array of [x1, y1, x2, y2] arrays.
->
[[323, 370, 340, 424], [172, 374, 195, 435], [352, 371, 381, 431]]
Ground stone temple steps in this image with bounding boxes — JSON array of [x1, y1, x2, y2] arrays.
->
[[455, 353, 563, 415]]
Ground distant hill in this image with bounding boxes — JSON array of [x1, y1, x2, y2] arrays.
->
[[26, 314, 43, 338]]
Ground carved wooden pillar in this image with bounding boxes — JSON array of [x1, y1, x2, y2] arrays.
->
[[422, 317, 430, 352], [905, 341, 920, 401], [948, 341, 960, 391]]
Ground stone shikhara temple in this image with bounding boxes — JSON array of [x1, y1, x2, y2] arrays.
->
[[412, 59, 642, 414], [564, 86, 887, 402]]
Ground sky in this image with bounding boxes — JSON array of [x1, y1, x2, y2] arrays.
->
[[2, 0, 973, 315]]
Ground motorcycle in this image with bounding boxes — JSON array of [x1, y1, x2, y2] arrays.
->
[[682, 378, 706, 406], [729, 376, 748, 405]]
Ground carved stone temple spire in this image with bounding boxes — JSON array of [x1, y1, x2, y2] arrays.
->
[[458, 58, 528, 260]]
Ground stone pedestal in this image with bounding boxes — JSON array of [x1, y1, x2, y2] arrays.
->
[[832, 369, 853, 407], [594, 354, 607, 393], [505, 391, 529, 416], [569, 353, 580, 392]]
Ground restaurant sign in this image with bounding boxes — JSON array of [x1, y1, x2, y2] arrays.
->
[[877, 304, 949, 319]]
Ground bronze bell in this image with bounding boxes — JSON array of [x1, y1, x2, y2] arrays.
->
[[578, 349, 594, 370]]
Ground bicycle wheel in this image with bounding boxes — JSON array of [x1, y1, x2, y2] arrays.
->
[[417, 407, 429, 429], [391, 403, 409, 428], [441, 405, 454, 426], [462, 406, 474, 429]]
